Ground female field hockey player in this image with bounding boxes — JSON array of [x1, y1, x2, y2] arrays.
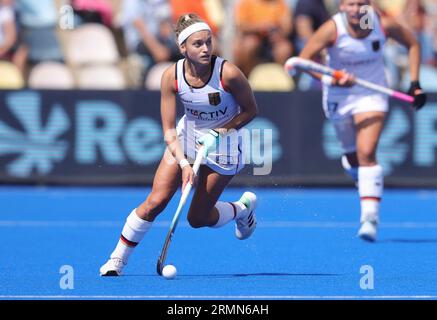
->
[[100, 14, 258, 275], [298, 0, 427, 241]]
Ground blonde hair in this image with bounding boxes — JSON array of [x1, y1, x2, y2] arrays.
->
[[175, 14, 205, 41]]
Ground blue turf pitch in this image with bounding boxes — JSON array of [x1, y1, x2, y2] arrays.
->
[[1, 186, 437, 300]]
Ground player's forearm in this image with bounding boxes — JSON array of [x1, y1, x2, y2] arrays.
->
[[163, 128, 186, 163], [408, 42, 421, 82]]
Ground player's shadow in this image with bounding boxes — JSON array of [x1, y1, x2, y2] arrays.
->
[[177, 272, 343, 278], [231, 272, 341, 277], [379, 238, 437, 244], [124, 272, 343, 278]]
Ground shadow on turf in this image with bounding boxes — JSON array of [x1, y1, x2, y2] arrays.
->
[[380, 238, 437, 244], [230, 272, 342, 277], [122, 272, 343, 278]]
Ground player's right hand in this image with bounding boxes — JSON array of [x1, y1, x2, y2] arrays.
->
[[335, 71, 356, 87], [181, 165, 196, 192]]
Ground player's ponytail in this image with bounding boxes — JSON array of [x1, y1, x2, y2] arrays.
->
[[175, 13, 204, 41]]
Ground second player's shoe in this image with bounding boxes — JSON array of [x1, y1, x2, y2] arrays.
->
[[357, 221, 378, 242]]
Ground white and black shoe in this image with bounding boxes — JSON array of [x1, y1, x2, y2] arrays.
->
[[100, 258, 126, 276], [358, 221, 378, 242], [235, 192, 257, 240]]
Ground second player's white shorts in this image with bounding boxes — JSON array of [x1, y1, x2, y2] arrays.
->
[[323, 93, 389, 154], [323, 93, 389, 120]]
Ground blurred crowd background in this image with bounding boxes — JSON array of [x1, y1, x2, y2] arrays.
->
[[1, 0, 437, 92]]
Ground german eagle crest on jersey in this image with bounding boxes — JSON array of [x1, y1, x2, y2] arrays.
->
[[208, 92, 221, 106]]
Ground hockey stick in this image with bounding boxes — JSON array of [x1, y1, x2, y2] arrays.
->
[[285, 57, 414, 103], [156, 146, 205, 275]]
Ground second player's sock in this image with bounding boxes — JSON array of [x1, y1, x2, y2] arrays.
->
[[358, 165, 383, 223]]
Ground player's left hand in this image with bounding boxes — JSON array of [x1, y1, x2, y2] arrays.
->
[[197, 129, 220, 157], [408, 81, 427, 111]]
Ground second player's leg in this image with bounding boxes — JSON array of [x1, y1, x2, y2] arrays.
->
[[354, 111, 385, 166], [353, 111, 386, 241], [331, 116, 359, 182]]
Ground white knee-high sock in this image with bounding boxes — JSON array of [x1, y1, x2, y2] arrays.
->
[[358, 165, 383, 224], [110, 209, 152, 263], [211, 201, 246, 228]]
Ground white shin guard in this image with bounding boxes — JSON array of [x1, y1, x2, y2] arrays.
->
[[358, 165, 384, 223], [110, 209, 152, 262], [121, 208, 152, 243]]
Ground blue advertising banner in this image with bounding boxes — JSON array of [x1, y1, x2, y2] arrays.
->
[[0, 90, 436, 187]]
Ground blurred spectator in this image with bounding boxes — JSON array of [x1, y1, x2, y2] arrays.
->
[[169, 0, 223, 55], [382, 0, 434, 88], [219, 0, 239, 61], [290, 0, 330, 90], [423, 0, 437, 66], [284, 0, 295, 9], [324, 0, 340, 14], [234, 0, 293, 77], [15, 0, 63, 65], [374, 0, 406, 18], [292, 0, 330, 54], [169, 0, 220, 35], [72, 0, 114, 27], [122, 0, 179, 81], [0, 0, 16, 61], [402, 0, 434, 65]]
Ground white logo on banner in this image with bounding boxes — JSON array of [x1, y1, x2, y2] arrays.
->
[[0, 92, 70, 177]]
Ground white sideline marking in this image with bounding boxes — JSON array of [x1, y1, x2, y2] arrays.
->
[[1, 220, 437, 229], [0, 295, 436, 300]]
